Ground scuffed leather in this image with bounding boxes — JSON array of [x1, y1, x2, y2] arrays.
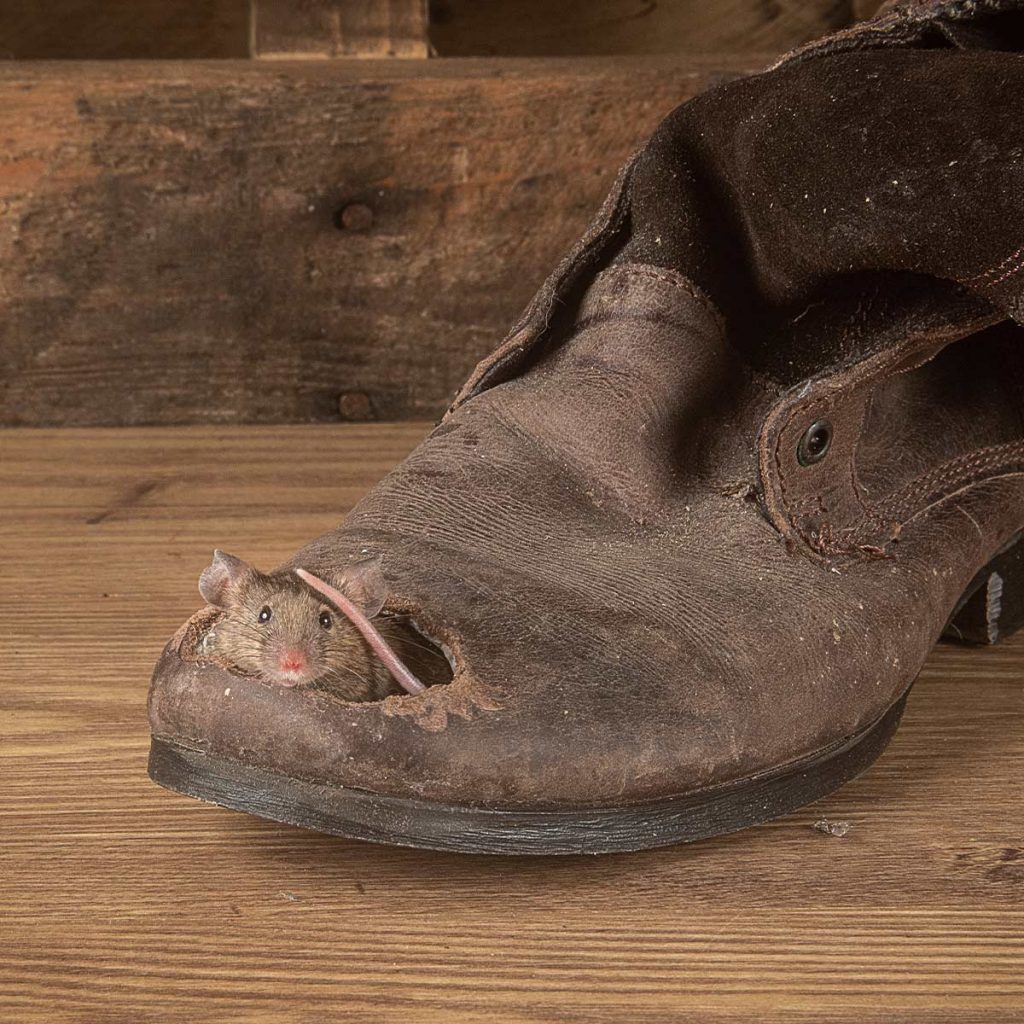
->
[[149, 0, 1024, 810]]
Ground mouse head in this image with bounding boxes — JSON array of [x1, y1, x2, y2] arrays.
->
[[198, 550, 383, 688]]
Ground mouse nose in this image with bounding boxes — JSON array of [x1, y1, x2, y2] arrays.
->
[[279, 649, 307, 673]]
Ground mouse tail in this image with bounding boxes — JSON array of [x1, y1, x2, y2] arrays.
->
[[295, 568, 427, 695]]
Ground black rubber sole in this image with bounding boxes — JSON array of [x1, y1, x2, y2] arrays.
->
[[148, 693, 906, 856]]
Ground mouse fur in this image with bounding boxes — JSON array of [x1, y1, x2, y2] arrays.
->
[[197, 550, 450, 701]]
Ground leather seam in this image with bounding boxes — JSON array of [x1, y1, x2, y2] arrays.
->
[[966, 243, 1024, 286], [883, 469, 1024, 538], [847, 395, 873, 522], [860, 442, 1024, 528], [598, 264, 726, 331], [782, 430, 1024, 553], [763, 311, 1010, 558]]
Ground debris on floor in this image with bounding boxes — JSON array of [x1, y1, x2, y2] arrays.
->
[[814, 818, 851, 838]]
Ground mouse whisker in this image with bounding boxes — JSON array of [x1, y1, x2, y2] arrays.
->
[[386, 635, 444, 656], [319, 663, 380, 697]]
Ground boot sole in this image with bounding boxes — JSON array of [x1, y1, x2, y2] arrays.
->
[[148, 692, 906, 856], [943, 532, 1024, 644]]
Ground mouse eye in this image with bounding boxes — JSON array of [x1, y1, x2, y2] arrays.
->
[[258, 606, 272, 624], [319, 610, 332, 631]]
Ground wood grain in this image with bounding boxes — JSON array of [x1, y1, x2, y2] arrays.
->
[[252, 0, 429, 58], [0, 425, 1022, 1022], [429, 0, 853, 56], [0, 0, 858, 61], [0, 0, 251, 60], [0, 56, 754, 428]]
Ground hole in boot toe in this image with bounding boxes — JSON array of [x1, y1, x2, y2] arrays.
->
[[372, 611, 455, 692], [177, 602, 453, 703]]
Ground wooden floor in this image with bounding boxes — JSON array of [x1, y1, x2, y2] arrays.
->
[[1, 425, 1022, 1023]]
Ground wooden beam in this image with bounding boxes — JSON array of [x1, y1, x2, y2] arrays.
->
[[0, 0, 860, 63], [251, 0, 429, 59], [0, 56, 755, 427], [429, 0, 854, 57], [0, 0, 250, 60]]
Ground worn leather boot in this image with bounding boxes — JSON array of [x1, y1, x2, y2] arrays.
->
[[148, 0, 1024, 854]]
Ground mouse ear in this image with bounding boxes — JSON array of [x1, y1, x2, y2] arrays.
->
[[337, 555, 388, 618], [198, 549, 252, 607]]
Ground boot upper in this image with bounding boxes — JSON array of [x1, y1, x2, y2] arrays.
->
[[149, 0, 1024, 810]]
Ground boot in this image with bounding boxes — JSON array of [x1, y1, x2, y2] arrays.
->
[[148, 0, 1024, 854]]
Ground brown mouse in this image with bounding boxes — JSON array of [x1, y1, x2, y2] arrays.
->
[[197, 550, 451, 701]]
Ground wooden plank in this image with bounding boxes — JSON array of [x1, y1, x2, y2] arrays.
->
[[0, 0, 865, 63], [1, 425, 1022, 1022], [0, 56, 755, 428], [854, 0, 888, 19], [0, 0, 250, 60], [429, 0, 853, 56], [252, 0, 429, 58]]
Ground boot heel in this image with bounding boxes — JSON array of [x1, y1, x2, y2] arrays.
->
[[944, 533, 1024, 645]]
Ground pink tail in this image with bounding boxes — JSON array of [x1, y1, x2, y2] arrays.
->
[[295, 568, 426, 695]]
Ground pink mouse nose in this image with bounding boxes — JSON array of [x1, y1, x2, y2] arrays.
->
[[279, 650, 307, 673]]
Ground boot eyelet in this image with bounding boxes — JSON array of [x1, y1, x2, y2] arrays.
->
[[797, 419, 833, 466]]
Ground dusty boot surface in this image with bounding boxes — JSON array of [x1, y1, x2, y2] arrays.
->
[[148, 0, 1024, 854]]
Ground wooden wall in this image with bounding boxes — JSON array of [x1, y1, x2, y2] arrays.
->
[[0, 2, 873, 426], [0, 1, 876, 60], [430, 0, 855, 56], [0, 1, 251, 59]]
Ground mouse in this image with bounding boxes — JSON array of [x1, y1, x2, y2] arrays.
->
[[196, 550, 451, 701]]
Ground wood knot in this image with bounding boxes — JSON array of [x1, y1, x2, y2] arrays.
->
[[336, 203, 374, 232], [338, 391, 374, 421]]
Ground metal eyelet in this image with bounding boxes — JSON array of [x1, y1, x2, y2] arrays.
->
[[797, 419, 833, 467]]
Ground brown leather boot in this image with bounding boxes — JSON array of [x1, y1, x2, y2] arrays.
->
[[148, 0, 1024, 854]]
